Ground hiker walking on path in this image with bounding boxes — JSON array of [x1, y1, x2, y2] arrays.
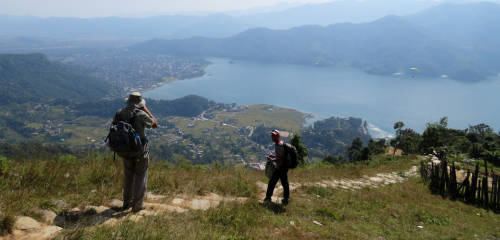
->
[[264, 130, 290, 206], [110, 92, 158, 212]]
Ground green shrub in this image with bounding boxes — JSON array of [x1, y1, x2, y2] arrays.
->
[[1, 215, 15, 235], [0, 155, 9, 177]]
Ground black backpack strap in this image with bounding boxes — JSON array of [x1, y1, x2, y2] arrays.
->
[[112, 109, 123, 124]]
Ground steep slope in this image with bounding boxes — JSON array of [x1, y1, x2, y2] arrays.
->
[[0, 53, 111, 104]]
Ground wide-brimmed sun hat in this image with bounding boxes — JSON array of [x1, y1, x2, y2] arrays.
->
[[125, 92, 146, 108]]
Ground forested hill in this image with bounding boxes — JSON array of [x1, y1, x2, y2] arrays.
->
[[132, 2, 500, 82], [0, 53, 111, 104], [302, 117, 372, 157]]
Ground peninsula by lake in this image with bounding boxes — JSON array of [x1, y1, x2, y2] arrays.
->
[[145, 58, 500, 134]]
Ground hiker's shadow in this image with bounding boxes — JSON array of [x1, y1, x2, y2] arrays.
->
[[54, 207, 130, 229], [261, 202, 286, 214]]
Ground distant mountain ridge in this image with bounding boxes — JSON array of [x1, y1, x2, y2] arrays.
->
[[0, 53, 111, 104], [131, 2, 500, 82], [0, 0, 439, 41], [238, 0, 438, 29]]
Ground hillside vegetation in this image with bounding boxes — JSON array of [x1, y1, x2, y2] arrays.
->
[[0, 54, 111, 104]]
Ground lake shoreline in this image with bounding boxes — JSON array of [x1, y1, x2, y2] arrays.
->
[[145, 57, 500, 133]]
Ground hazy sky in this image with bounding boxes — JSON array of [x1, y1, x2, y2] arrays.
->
[[2, 0, 498, 18], [0, 0, 333, 18]]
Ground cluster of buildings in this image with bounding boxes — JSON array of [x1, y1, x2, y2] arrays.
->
[[63, 51, 207, 92]]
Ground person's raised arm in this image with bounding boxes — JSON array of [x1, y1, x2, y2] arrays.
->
[[140, 106, 158, 129]]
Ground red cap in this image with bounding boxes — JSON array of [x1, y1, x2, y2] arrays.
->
[[270, 130, 280, 137]]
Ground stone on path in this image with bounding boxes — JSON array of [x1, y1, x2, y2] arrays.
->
[[8, 216, 62, 240], [189, 199, 214, 210], [51, 200, 68, 209], [13, 226, 63, 240], [108, 199, 123, 209], [146, 192, 166, 201], [30, 226, 63, 239], [35, 209, 57, 224], [14, 216, 41, 230], [172, 198, 184, 205]]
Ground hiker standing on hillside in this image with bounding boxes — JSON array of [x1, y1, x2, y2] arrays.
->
[[111, 92, 158, 212], [264, 130, 290, 206]]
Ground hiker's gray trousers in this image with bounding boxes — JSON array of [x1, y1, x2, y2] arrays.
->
[[122, 147, 149, 210]]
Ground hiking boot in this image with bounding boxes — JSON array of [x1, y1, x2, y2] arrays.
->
[[132, 206, 145, 213], [117, 204, 131, 212], [282, 199, 289, 206]]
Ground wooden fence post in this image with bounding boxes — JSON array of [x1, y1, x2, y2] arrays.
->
[[497, 176, 500, 210], [478, 179, 483, 206], [471, 163, 480, 204], [482, 161, 488, 208], [440, 160, 448, 195], [490, 172, 496, 210], [450, 162, 457, 198], [464, 170, 471, 202]]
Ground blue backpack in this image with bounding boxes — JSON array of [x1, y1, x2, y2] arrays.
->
[[106, 109, 143, 158]]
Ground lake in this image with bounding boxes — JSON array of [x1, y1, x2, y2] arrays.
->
[[145, 58, 500, 136]]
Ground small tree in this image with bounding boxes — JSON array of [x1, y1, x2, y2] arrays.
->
[[291, 133, 309, 165], [420, 117, 450, 153], [439, 117, 448, 128], [392, 121, 405, 158], [348, 137, 365, 161], [396, 128, 422, 154], [368, 139, 386, 155]]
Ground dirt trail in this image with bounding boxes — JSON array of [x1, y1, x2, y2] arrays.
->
[[1, 166, 418, 240], [256, 166, 418, 202]]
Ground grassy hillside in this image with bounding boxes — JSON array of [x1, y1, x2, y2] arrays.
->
[[0, 154, 498, 239]]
